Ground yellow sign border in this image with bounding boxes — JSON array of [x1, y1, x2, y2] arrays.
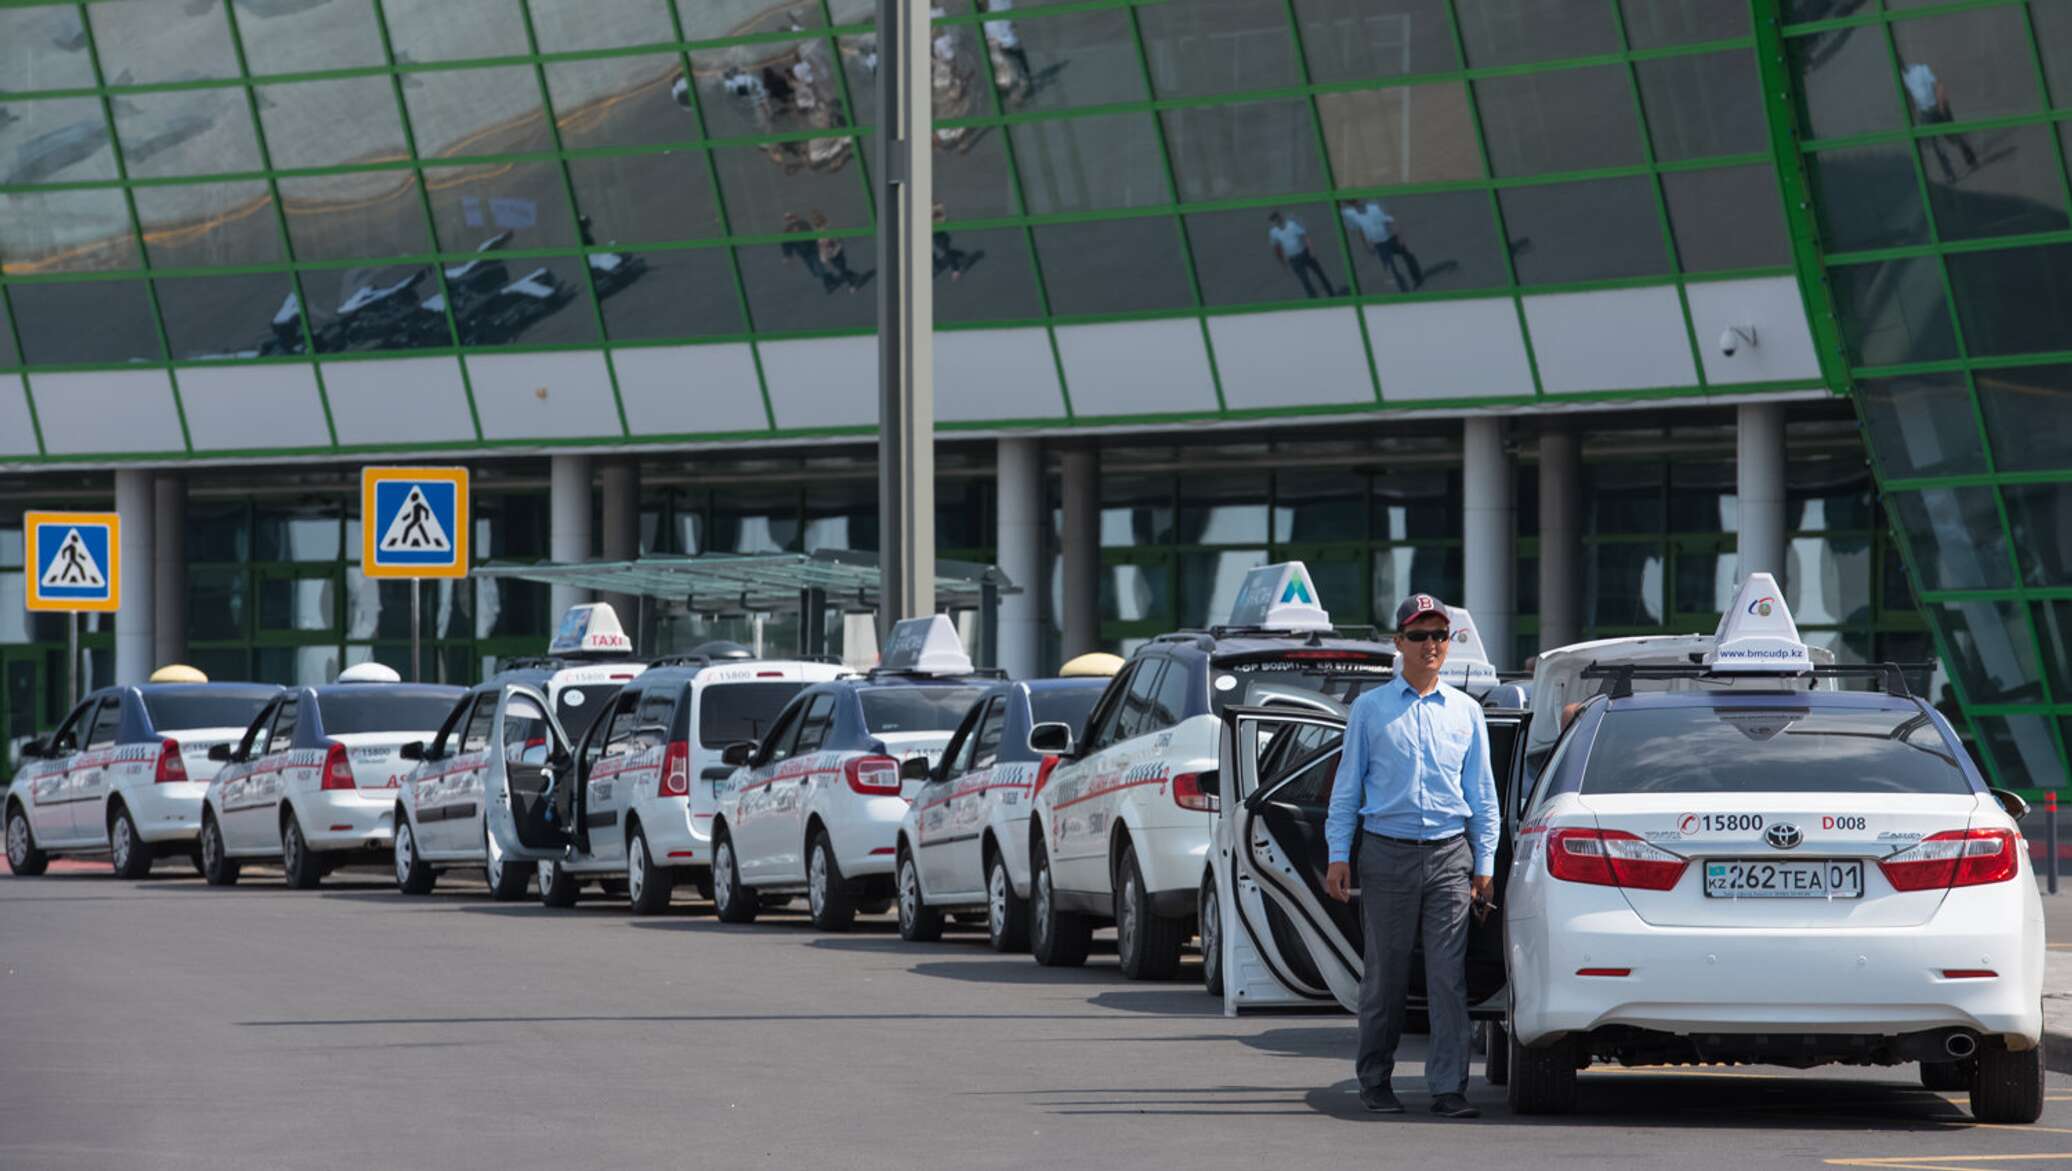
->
[[361, 467, 471, 580], [25, 510, 121, 613]]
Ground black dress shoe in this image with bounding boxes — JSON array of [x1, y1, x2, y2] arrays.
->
[[1359, 1085, 1404, 1113], [1431, 1093, 1481, 1119]]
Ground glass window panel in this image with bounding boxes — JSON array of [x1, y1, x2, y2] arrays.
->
[[710, 488, 802, 554], [1500, 177, 1668, 285], [1101, 562, 1174, 627], [255, 504, 340, 561], [1178, 474, 1269, 544], [1785, 535, 1872, 628], [546, 56, 697, 150], [709, 142, 870, 237], [1805, 143, 1931, 253], [2036, 0, 2072, 108], [1890, 7, 2041, 128], [1033, 218, 1195, 316], [1101, 477, 1175, 547], [1316, 83, 1483, 187], [1187, 204, 1348, 305], [932, 226, 1044, 324], [279, 172, 435, 263], [1585, 461, 1663, 533], [863, 130, 1022, 220], [596, 247, 746, 341], [425, 161, 578, 252], [9, 280, 160, 365], [1974, 714, 2064, 790], [567, 151, 722, 248], [1670, 544, 1736, 616], [254, 646, 342, 688], [1373, 546, 1462, 615], [0, 295, 17, 369], [476, 577, 551, 638], [88, 0, 240, 85], [2003, 482, 2072, 590], [404, 66, 551, 160], [1179, 550, 1269, 627], [1374, 468, 1460, 539], [1293, 0, 1456, 83], [1011, 113, 1172, 215], [988, 8, 1145, 112], [1455, 0, 1617, 68], [303, 264, 453, 354], [1948, 243, 2072, 359], [156, 273, 304, 360], [257, 77, 409, 169], [737, 234, 878, 334], [529, 0, 674, 51], [134, 182, 283, 269], [1668, 462, 1736, 532], [383, 0, 530, 61], [234, 0, 386, 73], [0, 188, 140, 275], [188, 567, 246, 641], [2, 97, 118, 185], [0, 8, 96, 91], [1477, 66, 1645, 177], [1920, 124, 2068, 240], [1883, 545, 1916, 615], [1340, 192, 1505, 295], [1938, 600, 2044, 706], [1890, 486, 2013, 591], [1586, 541, 1665, 628], [1137, 0, 1299, 98], [838, 21, 993, 130], [689, 37, 851, 142], [188, 501, 248, 562], [804, 484, 876, 553], [1788, 26, 1903, 141], [1662, 164, 1790, 272], [678, 0, 824, 41], [2038, 601, 2072, 702], [1620, 0, 1748, 49], [1858, 373, 1986, 480], [1976, 364, 2072, 475], [258, 576, 336, 634], [472, 492, 549, 559], [1636, 49, 1764, 162], [347, 577, 470, 641], [1829, 257, 1957, 367], [1787, 460, 1876, 532], [452, 255, 596, 348], [116, 90, 263, 181], [1274, 471, 1365, 542]]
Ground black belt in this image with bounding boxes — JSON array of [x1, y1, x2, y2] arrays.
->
[[1364, 831, 1465, 848]]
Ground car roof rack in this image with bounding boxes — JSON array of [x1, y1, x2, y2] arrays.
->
[[496, 655, 569, 672], [1582, 661, 1927, 701], [645, 652, 848, 671], [861, 665, 1010, 681], [1159, 624, 1383, 646]]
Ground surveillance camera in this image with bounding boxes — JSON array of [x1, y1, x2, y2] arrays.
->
[[1718, 328, 1738, 358]]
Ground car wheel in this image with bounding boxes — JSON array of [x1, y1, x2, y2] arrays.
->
[[1115, 845, 1183, 981], [896, 850, 944, 942], [281, 815, 322, 889], [710, 832, 758, 924], [200, 815, 240, 887], [188, 847, 206, 877], [538, 859, 579, 908], [483, 820, 528, 901], [110, 805, 153, 880], [6, 805, 49, 877], [627, 828, 674, 916], [986, 851, 1029, 953], [393, 818, 436, 895], [1484, 1020, 1510, 1086], [1920, 1059, 1972, 1092], [807, 830, 857, 932], [1199, 870, 1223, 998], [1505, 1025, 1578, 1115], [1030, 841, 1090, 968], [1971, 1038, 2045, 1124]]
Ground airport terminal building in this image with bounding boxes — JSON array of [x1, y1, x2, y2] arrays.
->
[[0, 0, 2066, 791]]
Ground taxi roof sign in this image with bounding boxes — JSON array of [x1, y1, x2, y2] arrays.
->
[[880, 614, 975, 676], [336, 662, 403, 683], [1438, 605, 1499, 694], [25, 510, 120, 613], [548, 603, 634, 658], [1228, 562, 1332, 631], [1704, 572, 1813, 674], [362, 466, 469, 579]]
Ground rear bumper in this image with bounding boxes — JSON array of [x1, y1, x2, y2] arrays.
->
[[294, 792, 397, 852], [634, 796, 705, 867], [122, 782, 206, 845], [1131, 823, 1211, 914], [827, 797, 908, 880]]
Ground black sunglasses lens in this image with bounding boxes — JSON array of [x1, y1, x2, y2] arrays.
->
[[1400, 629, 1449, 643]]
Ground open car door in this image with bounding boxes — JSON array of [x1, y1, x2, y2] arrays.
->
[[483, 685, 575, 863]]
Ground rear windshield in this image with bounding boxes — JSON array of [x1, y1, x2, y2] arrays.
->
[[699, 682, 805, 748], [1581, 705, 1973, 795], [1209, 656, 1393, 714], [143, 693, 275, 732], [1029, 688, 1101, 733], [861, 687, 986, 734], [554, 684, 621, 743], [319, 691, 458, 735]]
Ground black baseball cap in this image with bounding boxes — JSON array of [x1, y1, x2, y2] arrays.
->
[[1394, 593, 1450, 631]]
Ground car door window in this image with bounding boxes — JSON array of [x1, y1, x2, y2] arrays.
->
[[1112, 660, 1167, 744], [598, 693, 644, 759], [790, 694, 836, 756], [236, 700, 279, 761], [939, 704, 986, 782], [47, 700, 95, 755], [269, 698, 300, 751], [461, 696, 497, 753], [1081, 665, 1137, 753], [433, 694, 480, 758], [1149, 659, 1193, 730], [758, 697, 808, 766], [971, 697, 1006, 769], [84, 698, 123, 750], [631, 689, 676, 754], [501, 695, 552, 764]]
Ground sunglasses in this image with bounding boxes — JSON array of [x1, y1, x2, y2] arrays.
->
[[1397, 628, 1451, 643]]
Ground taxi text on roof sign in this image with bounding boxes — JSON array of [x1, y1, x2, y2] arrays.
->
[[1440, 605, 1499, 694], [361, 466, 470, 579], [881, 614, 975, 676], [24, 510, 120, 613], [1704, 572, 1813, 674], [548, 603, 634, 657], [1227, 562, 1332, 631]]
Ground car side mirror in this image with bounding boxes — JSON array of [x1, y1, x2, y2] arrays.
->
[[1028, 721, 1075, 756], [1195, 768, 1219, 798], [899, 756, 932, 782], [399, 740, 426, 761], [20, 737, 48, 760], [1991, 787, 2031, 821], [721, 741, 756, 768], [701, 765, 735, 781], [207, 743, 233, 763]]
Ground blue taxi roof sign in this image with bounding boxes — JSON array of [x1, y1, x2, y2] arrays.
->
[[548, 602, 635, 658], [880, 614, 974, 676], [1228, 562, 1332, 632], [1439, 605, 1499, 695], [1704, 573, 1812, 674]]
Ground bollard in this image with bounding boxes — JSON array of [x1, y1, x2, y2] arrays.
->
[[2050, 790, 2060, 896]]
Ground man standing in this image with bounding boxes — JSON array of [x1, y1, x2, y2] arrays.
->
[[1899, 57, 1977, 182], [1324, 594, 1497, 1119], [1267, 211, 1339, 299], [1341, 199, 1424, 293]]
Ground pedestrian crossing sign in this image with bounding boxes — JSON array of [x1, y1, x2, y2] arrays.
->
[[25, 511, 120, 613], [362, 467, 469, 579]]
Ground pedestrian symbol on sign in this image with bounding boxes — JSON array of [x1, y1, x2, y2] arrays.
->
[[378, 485, 452, 553], [41, 528, 106, 588]]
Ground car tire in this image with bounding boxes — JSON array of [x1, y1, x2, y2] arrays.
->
[[538, 859, 580, 907], [110, 804, 153, 880], [188, 847, 206, 877], [394, 818, 436, 895], [710, 831, 758, 924], [694, 872, 715, 902], [1971, 1038, 2045, 1124], [1920, 1059, 1972, 1092], [1030, 842, 1090, 968], [896, 850, 944, 942], [806, 830, 857, 933], [986, 851, 1030, 953], [627, 828, 674, 916], [1505, 1026, 1578, 1115], [6, 805, 49, 877], [281, 815, 322, 889], [1484, 1020, 1510, 1086], [1199, 869, 1223, 998], [1115, 845, 1183, 981], [200, 814, 240, 887], [482, 820, 528, 901]]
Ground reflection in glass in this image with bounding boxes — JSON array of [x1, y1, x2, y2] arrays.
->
[[1316, 84, 1482, 187], [257, 77, 410, 169], [1187, 204, 1345, 305], [279, 172, 433, 263], [1164, 101, 1325, 202], [234, 0, 386, 73], [8, 280, 161, 366], [383, 0, 529, 61], [711, 488, 803, 553], [1972, 714, 2063, 791], [1455, 0, 1618, 68], [1858, 373, 1986, 480], [1620, 0, 1749, 49], [680, 0, 824, 42], [839, 17, 994, 131], [89, 0, 240, 84], [1500, 178, 1667, 285], [254, 646, 340, 688], [1946, 243, 2072, 359], [529, 0, 674, 51], [302, 265, 453, 354], [1786, 536, 1870, 628], [737, 230, 878, 334], [2036, 0, 2072, 109], [1034, 218, 1195, 317], [1476, 66, 1644, 177], [1100, 478, 1175, 547], [407, 66, 551, 160], [931, 227, 1042, 324], [1661, 165, 1790, 272], [258, 576, 336, 634], [1012, 114, 1170, 215], [1375, 468, 1460, 539], [1343, 193, 1503, 295], [1178, 474, 1268, 544], [1, 97, 118, 185], [596, 247, 745, 341], [708, 142, 869, 237], [1375, 546, 1463, 616], [1669, 462, 1737, 532], [1976, 364, 2072, 475], [1293, 0, 1456, 83], [1585, 462, 1663, 534], [1805, 143, 1930, 253], [1636, 50, 1764, 162], [547, 56, 696, 150], [1788, 26, 1904, 142], [156, 274, 305, 359], [348, 577, 469, 641], [1890, 486, 2012, 591], [1275, 471, 1365, 542], [1671, 545, 1736, 616], [1829, 257, 1956, 367], [988, 8, 1144, 113], [0, 295, 17, 369], [2004, 483, 2072, 589], [1587, 542, 1664, 629], [256, 504, 340, 561], [1137, 0, 1300, 98], [2038, 601, 2072, 702], [0, 7, 96, 91], [690, 37, 852, 143], [1937, 600, 2043, 706], [1921, 124, 2069, 241], [188, 567, 246, 641], [425, 161, 578, 252], [568, 152, 721, 247], [1890, 7, 2040, 130], [452, 255, 595, 348], [114, 90, 262, 181], [0, 188, 141, 275], [135, 182, 283, 271], [863, 128, 1023, 220], [1180, 551, 1270, 627], [1788, 461, 1875, 532]]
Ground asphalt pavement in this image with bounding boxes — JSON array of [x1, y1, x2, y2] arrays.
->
[[5, 864, 2072, 1171]]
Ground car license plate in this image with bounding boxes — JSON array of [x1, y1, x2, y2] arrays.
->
[[1703, 859, 1864, 899]]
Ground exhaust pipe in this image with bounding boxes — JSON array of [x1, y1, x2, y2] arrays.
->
[[1945, 1031, 1978, 1059]]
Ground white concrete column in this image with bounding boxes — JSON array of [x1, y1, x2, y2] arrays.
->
[[1059, 448, 1100, 660], [114, 469, 154, 685], [1462, 418, 1516, 670], [549, 454, 594, 617], [995, 438, 1042, 679], [153, 474, 186, 668], [598, 459, 640, 631], [1736, 403, 1788, 585], [1537, 430, 1581, 653]]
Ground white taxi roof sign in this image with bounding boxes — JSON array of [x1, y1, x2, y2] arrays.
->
[[880, 614, 974, 676], [1228, 562, 1332, 631], [548, 602, 634, 658], [1705, 573, 1812, 674], [1438, 605, 1499, 695], [336, 662, 402, 683]]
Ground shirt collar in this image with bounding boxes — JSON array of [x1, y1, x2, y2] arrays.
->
[[1393, 674, 1446, 703]]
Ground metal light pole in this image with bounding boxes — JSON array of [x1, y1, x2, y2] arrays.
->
[[876, 0, 936, 636]]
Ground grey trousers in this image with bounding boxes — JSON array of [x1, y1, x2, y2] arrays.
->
[[1355, 832, 1473, 1096]]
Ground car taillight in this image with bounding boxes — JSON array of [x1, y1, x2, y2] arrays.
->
[[1546, 827, 1687, 891], [1033, 755, 1060, 798], [1878, 828, 2018, 891], [661, 740, 690, 798], [1171, 772, 1217, 813], [845, 755, 902, 796], [321, 742, 356, 791], [154, 739, 188, 784]]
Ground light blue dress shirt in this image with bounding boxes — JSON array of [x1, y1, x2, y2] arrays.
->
[[1324, 676, 1500, 876]]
